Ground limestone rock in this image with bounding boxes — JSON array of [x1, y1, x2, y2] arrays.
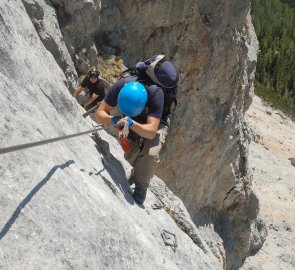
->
[[289, 158, 295, 167], [0, 0, 269, 269], [99, 1, 262, 268], [50, 0, 101, 73], [0, 1, 223, 269], [22, 0, 78, 93], [243, 95, 295, 269]]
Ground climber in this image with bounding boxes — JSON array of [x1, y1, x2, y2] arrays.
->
[[73, 66, 105, 109], [96, 55, 179, 204]]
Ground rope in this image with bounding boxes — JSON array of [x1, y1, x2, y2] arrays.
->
[[0, 125, 103, 155]]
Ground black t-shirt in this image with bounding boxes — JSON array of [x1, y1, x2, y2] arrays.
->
[[104, 76, 164, 124], [81, 76, 105, 102]]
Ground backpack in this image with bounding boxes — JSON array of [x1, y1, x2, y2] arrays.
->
[[120, 55, 179, 123]]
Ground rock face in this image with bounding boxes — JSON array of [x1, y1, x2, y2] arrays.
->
[[242, 96, 295, 270], [0, 0, 265, 269], [97, 0, 263, 268], [49, 0, 101, 74], [0, 1, 222, 269], [22, 0, 78, 92], [23, 0, 103, 90]]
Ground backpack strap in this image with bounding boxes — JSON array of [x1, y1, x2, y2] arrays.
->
[[146, 55, 166, 87], [161, 86, 178, 125], [146, 55, 179, 89]]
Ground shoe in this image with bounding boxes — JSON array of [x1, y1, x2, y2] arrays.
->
[[128, 169, 135, 186], [132, 187, 147, 204], [128, 174, 135, 186]]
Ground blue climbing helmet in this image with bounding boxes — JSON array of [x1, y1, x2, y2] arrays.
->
[[118, 81, 147, 117]]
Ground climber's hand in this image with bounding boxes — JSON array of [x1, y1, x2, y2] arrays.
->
[[112, 115, 121, 126]]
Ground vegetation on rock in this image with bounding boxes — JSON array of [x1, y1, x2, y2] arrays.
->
[[252, 0, 295, 117]]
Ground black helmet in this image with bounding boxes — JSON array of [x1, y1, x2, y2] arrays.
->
[[88, 66, 100, 78]]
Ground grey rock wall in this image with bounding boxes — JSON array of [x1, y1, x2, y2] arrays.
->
[[97, 1, 263, 269], [0, 1, 223, 269], [22, 0, 77, 92], [48, 0, 101, 74], [0, 0, 265, 269]]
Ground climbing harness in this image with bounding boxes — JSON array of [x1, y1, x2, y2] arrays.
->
[[117, 121, 130, 153], [161, 229, 178, 252], [0, 125, 103, 155]]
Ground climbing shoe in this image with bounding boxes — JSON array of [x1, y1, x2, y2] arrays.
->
[[132, 187, 147, 204], [128, 174, 135, 186]]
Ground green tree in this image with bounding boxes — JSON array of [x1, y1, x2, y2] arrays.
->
[[252, 0, 295, 117]]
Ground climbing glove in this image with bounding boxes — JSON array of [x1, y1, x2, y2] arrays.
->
[[112, 115, 121, 126], [126, 116, 134, 127], [117, 116, 134, 128], [135, 61, 147, 70], [135, 62, 145, 69]]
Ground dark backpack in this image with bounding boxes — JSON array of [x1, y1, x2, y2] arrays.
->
[[120, 55, 179, 123]]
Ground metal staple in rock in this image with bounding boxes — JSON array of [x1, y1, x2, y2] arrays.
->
[[161, 229, 178, 252]]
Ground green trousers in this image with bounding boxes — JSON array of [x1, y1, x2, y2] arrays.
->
[[125, 123, 169, 190]]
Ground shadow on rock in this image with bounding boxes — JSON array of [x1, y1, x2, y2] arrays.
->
[[92, 133, 135, 206], [0, 160, 75, 240]]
